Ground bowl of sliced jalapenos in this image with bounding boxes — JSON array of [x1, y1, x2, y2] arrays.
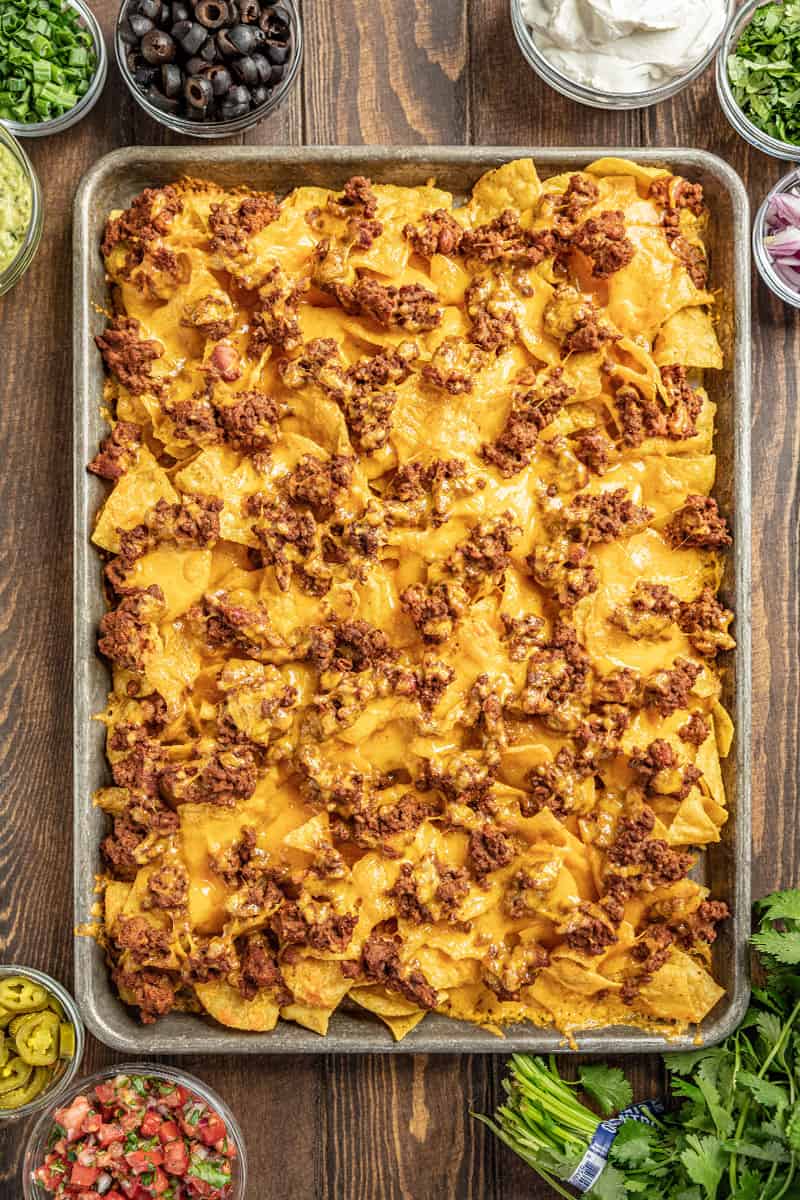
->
[[0, 966, 84, 1121]]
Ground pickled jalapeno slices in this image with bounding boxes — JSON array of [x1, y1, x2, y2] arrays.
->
[[0, 976, 75, 1111], [34, 1074, 237, 1199]]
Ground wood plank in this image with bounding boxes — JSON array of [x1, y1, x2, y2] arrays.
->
[[302, 0, 469, 144]]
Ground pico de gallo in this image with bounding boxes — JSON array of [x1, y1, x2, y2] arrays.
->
[[33, 1073, 237, 1199]]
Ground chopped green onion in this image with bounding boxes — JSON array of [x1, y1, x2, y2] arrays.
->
[[0, 0, 97, 124]]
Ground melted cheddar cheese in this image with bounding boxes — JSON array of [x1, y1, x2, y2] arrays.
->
[[90, 157, 734, 1042]]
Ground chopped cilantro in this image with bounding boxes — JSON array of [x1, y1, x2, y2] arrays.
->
[[728, 2, 800, 146], [189, 1158, 231, 1188], [130, 1075, 148, 1096]]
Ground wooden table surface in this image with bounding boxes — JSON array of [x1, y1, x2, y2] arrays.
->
[[1, 2, 797, 1197]]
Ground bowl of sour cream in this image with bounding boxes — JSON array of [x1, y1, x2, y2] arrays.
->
[[511, 0, 732, 110], [0, 124, 43, 297]]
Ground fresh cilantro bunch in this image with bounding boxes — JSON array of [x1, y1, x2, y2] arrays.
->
[[477, 890, 800, 1199], [728, 1, 800, 146], [473, 1054, 637, 1198]]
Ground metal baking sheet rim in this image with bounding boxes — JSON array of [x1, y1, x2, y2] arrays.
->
[[73, 146, 752, 1055]]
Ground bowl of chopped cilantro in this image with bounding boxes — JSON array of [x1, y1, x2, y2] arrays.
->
[[22, 1065, 247, 1200], [0, 0, 107, 137], [717, 0, 800, 158]]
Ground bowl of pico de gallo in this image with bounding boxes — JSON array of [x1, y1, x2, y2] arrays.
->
[[22, 1064, 246, 1200]]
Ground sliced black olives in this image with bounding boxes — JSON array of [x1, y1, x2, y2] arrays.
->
[[121, 0, 295, 124], [233, 55, 259, 86], [161, 63, 183, 96], [141, 28, 176, 63], [129, 12, 155, 37], [196, 0, 230, 28], [185, 74, 214, 107]]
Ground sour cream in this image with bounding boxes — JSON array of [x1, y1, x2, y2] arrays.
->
[[520, 0, 728, 95]]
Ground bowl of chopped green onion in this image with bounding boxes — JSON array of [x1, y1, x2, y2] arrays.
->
[[717, 0, 800, 159], [0, 0, 107, 137]]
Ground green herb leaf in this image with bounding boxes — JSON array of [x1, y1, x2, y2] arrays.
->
[[785, 1104, 800, 1152], [609, 1121, 657, 1168], [587, 1163, 628, 1199], [578, 1065, 633, 1117], [188, 1158, 231, 1188], [756, 888, 800, 922], [680, 1134, 726, 1200], [751, 928, 800, 964], [735, 1070, 789, 1110]]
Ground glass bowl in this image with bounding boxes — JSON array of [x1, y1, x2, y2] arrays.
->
[[0, 965, 85, 1124], [21, 1063, 248, 1200], [0, 0, 107, 139], [716, 0, 800, 159], [511, 0, 732, 111], [115, 0, 302, 139], [0, 125, 43, 297], [753, 167, 800, 307]]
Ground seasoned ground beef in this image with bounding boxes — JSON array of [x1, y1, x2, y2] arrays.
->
[[403, 209, 464, 258], [112, 967, 176, 1024], [467, 824, 514, 881], [88, 422, 142, 480], [482, 368, 573, 477], [333, 278, 442, 332], [216, 391, 284, 458], [238, 933, 292, 1003], [208, 192, 280, 253], [644, 658, 702, 716], [677, 587, 736, 656], [102, 186, 183, 258], [564, 905, 618, 955], [361, 934, 439, 1010], [572, 210, 635, 277], [95, 317, 164, 396], [679, 713, 710, 746]]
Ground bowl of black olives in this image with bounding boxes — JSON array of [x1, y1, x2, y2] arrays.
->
[[115, 0, 301, 136]]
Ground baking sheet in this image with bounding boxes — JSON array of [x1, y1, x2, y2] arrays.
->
[[73, 146, 752, 1054]]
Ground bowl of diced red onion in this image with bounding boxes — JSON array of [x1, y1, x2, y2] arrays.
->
[[753, 168, 800, 309], [22, 1064, 246, 1200]]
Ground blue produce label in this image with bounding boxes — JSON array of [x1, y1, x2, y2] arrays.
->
[[567, 1099, 665, 1192]]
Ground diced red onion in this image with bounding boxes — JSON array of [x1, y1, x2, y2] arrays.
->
[[775, 261, 800, 289], [767, 191, 800, 229], [764, 183, 800, 293], [97, 1173, 113, 1195]]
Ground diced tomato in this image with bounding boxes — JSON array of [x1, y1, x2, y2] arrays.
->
[[151, 1167, 171, 1195], [139, 1109, 162, 1138], [94, 1083, 116, 1105], [125, 1147, 164, 1174], [82, 1110, 102, 1134], [158, 1120, 180, 1144], [160, 1084, 189, 1109], [76, 1192, 102, 1200], [34, 1165, 63, 1189], [98, 1122, 124, 1146], [55, 1095, 91, 1140], [198, 1115, 227, 1147], [69, 1162, 99, 1187], [106, 1193, 126, 1200], [162, 1138, 189, 1176]]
